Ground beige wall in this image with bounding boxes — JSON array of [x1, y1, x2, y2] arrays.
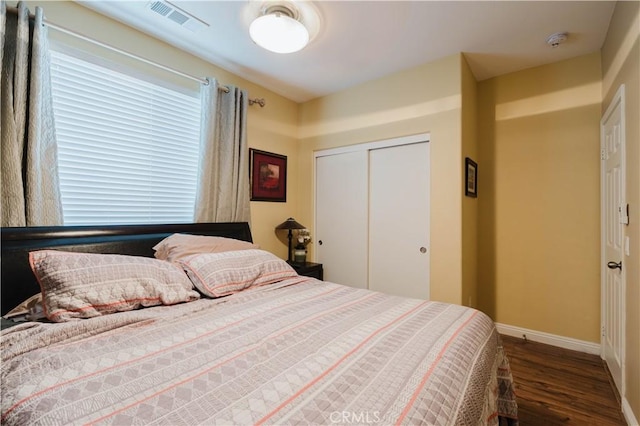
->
[[477, 53, 602, 342], [461, 55, 478, 308], [298, 54, 465, 304], [21, 0, 300, 257], [601, 1, 640, 421]]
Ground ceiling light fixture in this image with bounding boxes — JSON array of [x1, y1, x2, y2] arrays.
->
[[249, 4, 309, 54]]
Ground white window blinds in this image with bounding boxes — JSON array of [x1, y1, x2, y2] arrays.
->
[[50, 50, 201, 225]]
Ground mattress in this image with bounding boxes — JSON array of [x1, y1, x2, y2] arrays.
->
[[1, 278, 518, 425]]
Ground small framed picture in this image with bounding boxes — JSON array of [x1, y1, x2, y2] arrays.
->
[[465, 157, 478, 198], [250, 149, 287, 202]]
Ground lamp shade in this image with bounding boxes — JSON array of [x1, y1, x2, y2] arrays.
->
[[275, 217, 306, 230], [249, 7, 309, 54]]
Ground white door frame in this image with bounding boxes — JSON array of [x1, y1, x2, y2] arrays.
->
[[600, 84, 626, 396], [313, 133, 430, 158]]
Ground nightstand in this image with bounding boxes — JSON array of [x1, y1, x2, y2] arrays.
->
[[289, 261, 323, 280]]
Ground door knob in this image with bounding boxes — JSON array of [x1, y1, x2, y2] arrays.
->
[[607, 261, 622, 271], [419, 247, 427, 253]]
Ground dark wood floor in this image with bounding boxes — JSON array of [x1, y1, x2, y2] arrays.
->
[[500, 335, 626, 425]]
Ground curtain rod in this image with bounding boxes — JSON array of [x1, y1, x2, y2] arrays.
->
[[4, 6, 226, 92], [43, 20, 231, 93], [6, 6, 267, 106]]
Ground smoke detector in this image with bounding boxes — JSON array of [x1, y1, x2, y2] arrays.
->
[[546, 32, 568, 48]]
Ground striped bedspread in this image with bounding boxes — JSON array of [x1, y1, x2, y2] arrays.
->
[[1, 278, 518, 425]]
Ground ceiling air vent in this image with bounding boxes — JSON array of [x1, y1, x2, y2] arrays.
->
[[146, 1, 209, 33], [149, 1, 172, 16], [168, 10, 189, 25]]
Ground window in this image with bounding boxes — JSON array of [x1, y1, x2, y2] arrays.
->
[[50, 50, 201, 225]]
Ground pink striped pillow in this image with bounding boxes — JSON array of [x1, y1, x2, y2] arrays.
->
[[180, 249, 297, 298], [153, 234, 259, 263], [30, 250, 200, 322]]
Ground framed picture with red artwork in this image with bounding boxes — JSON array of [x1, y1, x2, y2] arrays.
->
[[250, 149, 287, 202]]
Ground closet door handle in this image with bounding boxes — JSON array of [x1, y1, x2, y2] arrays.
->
[[318, 240, 323, 246], [607, 261, 622, 270], [419, 247, 427, 253]]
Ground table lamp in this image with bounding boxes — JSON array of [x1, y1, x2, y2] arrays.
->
[[275, 217, 305, 262]]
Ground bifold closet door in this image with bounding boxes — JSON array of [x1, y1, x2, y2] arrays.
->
[[368, 142, 430, 299], [315, 151, 368, 288]]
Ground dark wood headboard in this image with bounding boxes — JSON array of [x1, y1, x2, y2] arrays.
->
[[0, 222, 252, 315]]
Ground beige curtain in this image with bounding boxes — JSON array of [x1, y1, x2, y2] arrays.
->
[[1, 1, 63, 227], [195, 78, 251, 223]]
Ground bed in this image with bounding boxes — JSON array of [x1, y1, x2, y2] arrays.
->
[[1, 222, 518, 425]]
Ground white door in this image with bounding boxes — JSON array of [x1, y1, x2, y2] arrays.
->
[[601, 85, 626, 395], [368, 142, 430, 299], [315, 151, 369, 288]]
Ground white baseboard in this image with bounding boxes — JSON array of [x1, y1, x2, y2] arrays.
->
[[623, 398, 639, 426], [496, 323, 601, 355]]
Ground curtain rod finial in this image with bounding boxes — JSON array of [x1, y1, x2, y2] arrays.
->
[[248, 98, 266, 108]]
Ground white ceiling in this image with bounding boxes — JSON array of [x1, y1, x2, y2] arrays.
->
[[78, 1, 616, 103]]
